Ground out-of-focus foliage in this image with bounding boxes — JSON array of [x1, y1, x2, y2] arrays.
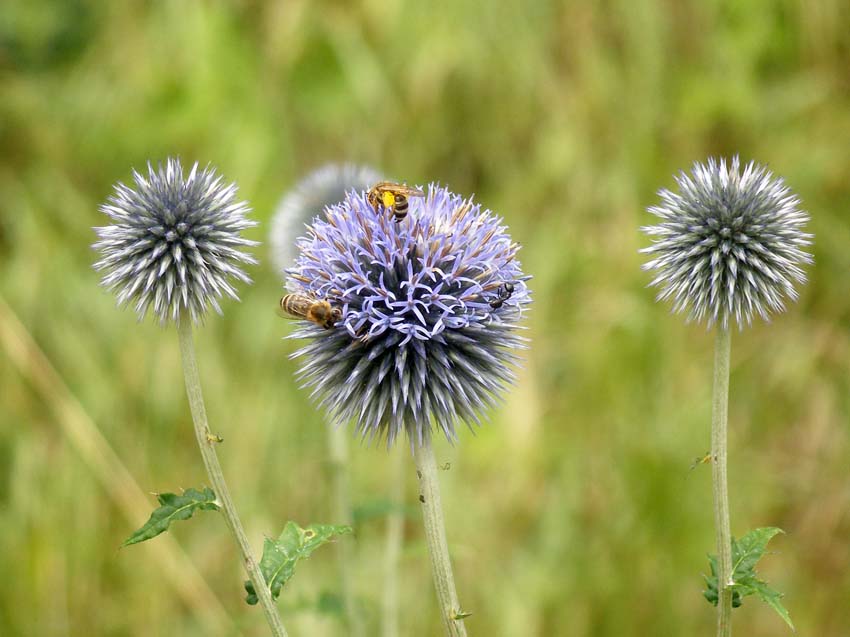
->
[[1, 1, 849, 635]]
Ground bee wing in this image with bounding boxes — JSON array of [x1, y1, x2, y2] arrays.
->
[[396, 185, 426, 197], [276, 305, 299, 319]]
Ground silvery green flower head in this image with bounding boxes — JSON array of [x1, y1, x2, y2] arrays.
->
[[641, 157, 812, 328], [270, 163, 382, 274], [287, 184, 531, 447], [93, 158, 257, 324]]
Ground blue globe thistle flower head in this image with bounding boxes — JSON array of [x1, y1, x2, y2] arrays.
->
[[93, 158, 257, 325], [287, 184, 531, 447], [270, 163, 382, 275], [641, 157, 812, 329]]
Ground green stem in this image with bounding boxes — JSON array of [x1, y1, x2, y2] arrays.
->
[[381, 445, 405, 637], [328, 421, 364, 637], [177, 319, 288, 637], [413, 439, 468, 637], [711, 326, 733, 637]]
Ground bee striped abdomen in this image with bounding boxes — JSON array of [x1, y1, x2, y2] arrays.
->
[[280, 293, 311, 317], [392, 196, 409, 221]]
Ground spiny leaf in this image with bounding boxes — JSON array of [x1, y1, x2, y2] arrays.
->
[[244, 522, 352, 605], [747, 579, 795, 631], [122, 487, 220, 547], [731, 527, 783, 576], [702, 527, 793, 631]]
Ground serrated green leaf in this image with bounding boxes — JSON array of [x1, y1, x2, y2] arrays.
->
[[122, 487, 220, 547], [244, 522, 352, 605], [703, 527, 792, 630], [729, 576, 794, 631], [750, 579, 795, 631], [731, 527, 784, 577]]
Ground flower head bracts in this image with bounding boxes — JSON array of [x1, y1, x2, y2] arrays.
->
[[287, 184, 530, 447], [93, 158, 257, 324], [641, 157, 812, 328]]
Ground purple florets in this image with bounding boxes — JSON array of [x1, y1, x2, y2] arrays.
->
[[287, 184, 530, 447]]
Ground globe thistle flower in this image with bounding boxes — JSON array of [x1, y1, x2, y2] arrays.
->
[[93, 158, 257, 324], [641, 157, 812, 328], [287, 185, 530, 447], [270, 163, 382, 274]]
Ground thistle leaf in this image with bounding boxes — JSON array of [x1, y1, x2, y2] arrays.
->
[[702, 527, 793, 631], [122, 487, 220, 547], [244, 522, 352, 605], [747, 579, 795, 631], [731, 527, 784, 576]]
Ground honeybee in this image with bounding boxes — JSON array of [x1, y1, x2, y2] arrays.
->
[[488, 282, 515, 309], [279, 294, 342, 329], [366, 181, 425, 222]]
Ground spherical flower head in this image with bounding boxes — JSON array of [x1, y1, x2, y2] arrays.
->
[[93, 158, 257, 324], [641, 157, 812, 328], [270, 163, 382, 275], [287, 184, 531, 447]]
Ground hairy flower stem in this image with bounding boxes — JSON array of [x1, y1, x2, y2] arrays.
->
[[413, 440, 468, 637], [711, 326, 733, 637], [328, 422, 363, 637], [177, 320, 288, 637], [381, 446, 405, 637]]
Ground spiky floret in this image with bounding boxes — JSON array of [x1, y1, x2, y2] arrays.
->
[[93, 158, 257, 324], [641, 157, 812, 328], [287, 184, 530, 447], [270, 163, 382, 274]]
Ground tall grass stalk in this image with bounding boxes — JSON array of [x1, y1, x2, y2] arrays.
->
[[177, 319, 288, 637]]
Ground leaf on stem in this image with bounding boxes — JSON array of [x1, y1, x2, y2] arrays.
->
[[122, 487, 220, 547], [702, 527, 794, 631], [244, 522, 352, 605]]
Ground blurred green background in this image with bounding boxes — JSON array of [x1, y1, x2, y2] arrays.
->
[[1, 0, 849, 635]]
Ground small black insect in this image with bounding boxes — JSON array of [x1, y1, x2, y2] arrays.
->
[[488, 282, 515, 309]]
